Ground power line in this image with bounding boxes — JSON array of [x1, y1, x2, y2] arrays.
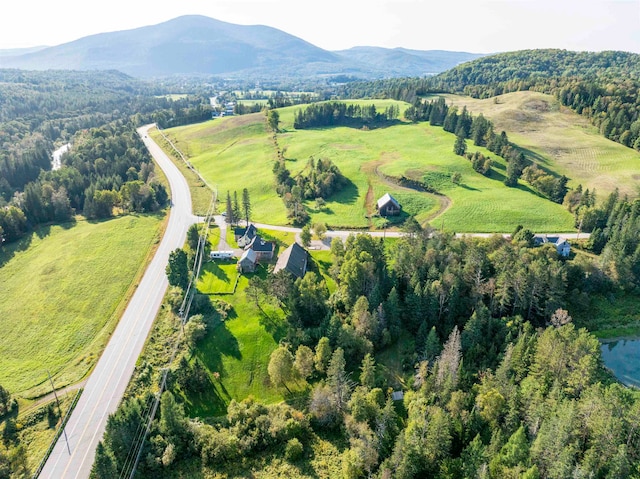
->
[[122, 192, 216, 479]]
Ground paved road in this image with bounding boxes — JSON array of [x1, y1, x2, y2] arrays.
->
[[39, 125, 197, 479], [226, 217, 589, 251]]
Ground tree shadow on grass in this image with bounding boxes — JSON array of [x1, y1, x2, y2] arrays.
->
[[186, 379, 230, 417], [196, 322, 242, 382], [0, 232, 34, 268], [258, 310, 289, 343], [327, 177, 359, 206]]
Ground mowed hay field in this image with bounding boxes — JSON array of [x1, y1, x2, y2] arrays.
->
[[445, 91, 640, 198], [277, 100, 575, 232], [157, 113, 289, 224], [0, 214, 164, 397], [160, 99, 575, 232]]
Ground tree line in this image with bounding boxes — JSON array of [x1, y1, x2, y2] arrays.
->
[[293, 102, 399, 129], [408, 97, 568, 198]]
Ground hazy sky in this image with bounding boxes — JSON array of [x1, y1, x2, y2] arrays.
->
[[1, 0, 639, 53]]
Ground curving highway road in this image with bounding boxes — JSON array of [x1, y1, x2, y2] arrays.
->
[[39, 125, 198, 478]]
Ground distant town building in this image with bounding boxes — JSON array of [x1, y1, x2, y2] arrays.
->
[[376, 193, 401, 216]]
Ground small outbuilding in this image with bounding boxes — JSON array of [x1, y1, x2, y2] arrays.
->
[[376, 193, 401, 216], [273, 242, 308, 279], [237, 248, 258, 273], [534, 235, 571, 257]]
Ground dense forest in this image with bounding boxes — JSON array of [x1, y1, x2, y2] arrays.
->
[[94, 208, 640, 477], [0, 69, 216, 246], [339, 50, 640, 152]]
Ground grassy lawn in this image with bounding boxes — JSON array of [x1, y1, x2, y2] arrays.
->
[[0, 214, 165, 397], [188, 269, 297, 417], [444, 91, 640, 199], [197, 261, 238, 294], [159, 114, 289, 224]]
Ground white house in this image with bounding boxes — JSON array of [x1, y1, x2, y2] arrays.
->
[[534, 235, 571, 257]]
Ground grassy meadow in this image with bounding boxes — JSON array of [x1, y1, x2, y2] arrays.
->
[[0, 214, 164, 397], [444, 91, 640, 198], [157, 113, 289, 223], [277, 100, 575, 232], [159, 98, 579, 232]]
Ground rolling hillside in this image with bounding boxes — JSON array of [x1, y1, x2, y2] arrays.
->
[[159, 102, 575, 232], [444, 91, 640, 198]]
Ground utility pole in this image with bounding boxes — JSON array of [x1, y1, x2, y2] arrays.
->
[[47, 370, 71, 455]]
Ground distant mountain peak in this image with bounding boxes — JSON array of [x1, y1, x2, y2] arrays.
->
[[0, 15, 485, 79]]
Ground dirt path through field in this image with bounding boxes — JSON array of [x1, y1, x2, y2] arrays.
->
[[363, 157, 453, 226]]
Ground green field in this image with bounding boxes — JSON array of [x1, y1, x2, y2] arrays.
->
[[160, 99, 577, 232], [445, 91, 640, 198], [0, 214, 164, 397], [158, 113, 289, 223], [277, 100, 575, 232]]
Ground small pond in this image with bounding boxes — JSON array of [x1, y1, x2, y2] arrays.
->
[[600, 338, 640, 388]]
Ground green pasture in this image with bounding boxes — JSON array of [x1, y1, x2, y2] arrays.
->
[[160, 113, 289, 224], [149, 128, 214, 216], [161, 98, 577, 232], [278, 101, 575, 232], [0, 214, 164, 397], [444, 91, 640, 199], [237, 99, 269, 107]]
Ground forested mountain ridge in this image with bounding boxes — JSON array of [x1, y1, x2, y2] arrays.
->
[[0, 15, 481, 79]]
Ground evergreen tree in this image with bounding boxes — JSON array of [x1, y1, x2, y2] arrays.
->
[[233, 191, 241, 225], [454, 134, 467, 156], [225, 191, 234, 225], [241, 188, 251, 225], [166, 248, 189, 289]]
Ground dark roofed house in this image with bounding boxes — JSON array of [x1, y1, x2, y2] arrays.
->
[[237, 224, 257, 248], [247, 235, 275, 261], [376, 193, 401, 216], [273, 242, 308, 279]]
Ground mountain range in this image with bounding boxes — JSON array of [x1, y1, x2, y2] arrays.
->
[[0, 15, 483, 79]]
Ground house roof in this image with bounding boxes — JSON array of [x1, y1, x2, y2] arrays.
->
[[377, 192, 400, 210], [239, 248, 257, 264], [391, 391, 404, 401], [243, 224, 257, 239], [274, 242, 308, 278], [247, 235, 275, 252], [534, 235, 569, 246]]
